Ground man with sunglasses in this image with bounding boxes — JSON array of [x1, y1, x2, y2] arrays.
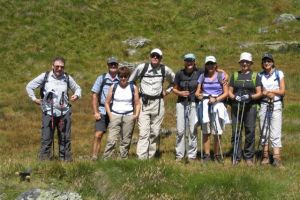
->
[[129, 48, 175, 159], [26, 56, 82, 161], [91, 57, 119, 160]]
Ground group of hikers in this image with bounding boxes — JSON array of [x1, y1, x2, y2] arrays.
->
[[26, 48, 285, 168]]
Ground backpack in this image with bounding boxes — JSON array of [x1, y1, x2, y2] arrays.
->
[[98, 73, 115, 106], [233, 71, 257, 86], [198, 71, 223, 87], [259, 69, 284, 105], [139, 63, 166, 93], [40, 71, 69, 99], [110, 82, 135, 114]]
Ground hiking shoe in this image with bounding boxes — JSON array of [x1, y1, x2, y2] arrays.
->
[[261, 157, 270, 165], [273, 159, 285, 169], [91, 155, 98, 161], [245, 159, 254, 167], [214, 155, 223, 164], [202, 154, 211, 163]]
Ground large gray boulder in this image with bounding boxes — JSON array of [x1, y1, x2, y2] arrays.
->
[[274, 13, 296, 24], [122, 37, 151, 48], [16, 188, 82, 200]]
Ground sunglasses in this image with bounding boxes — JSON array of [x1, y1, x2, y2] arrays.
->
[[108, 63, 118, 67], [54, 65, 64, 69], [150, 53, 161, 59], [184, 59, 195, 62], [263, 59, 273, 63], [239, 60, 252, 65], [119, 75, 128, 79]]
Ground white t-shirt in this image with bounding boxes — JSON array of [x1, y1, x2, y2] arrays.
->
[[260, 69, 284, 107]]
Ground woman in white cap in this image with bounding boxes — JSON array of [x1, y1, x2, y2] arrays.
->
[[258, 53, 285, 168], [228, 52, 262, 166], [195, 55, 229, 163], [172, 53, 203, 162]]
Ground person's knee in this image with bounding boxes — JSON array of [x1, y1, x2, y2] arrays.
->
[[95, 131, 104, 141]]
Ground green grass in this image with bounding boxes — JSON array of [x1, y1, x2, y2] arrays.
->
[[0, 0, 300, 199]]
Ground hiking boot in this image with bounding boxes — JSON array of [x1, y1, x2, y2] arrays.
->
[[202, 154, 211, 163], [273, 158, 285, 169], [214, 155, 223, 164], [245, 159, 254, 167], [261, 157, 270, 165]]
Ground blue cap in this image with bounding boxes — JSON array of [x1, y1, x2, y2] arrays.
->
[[183, 53, 196, 61]]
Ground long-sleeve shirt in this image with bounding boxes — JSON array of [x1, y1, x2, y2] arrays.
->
[[26, 70, 82, 116]]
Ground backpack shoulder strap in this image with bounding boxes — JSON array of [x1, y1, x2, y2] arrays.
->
[[40, 71, 50, 98], [111, 83, 118, 102], [275, 69, 280, 86], [160, 64, 166, 84], [217, 71, 223, 84], [98, 73, 108, 105], [130, 83, 135, 106], [64, 72, 70, 89], [233, 71, 238, 84], [139, 63, 149, 82], [252, 71, 257, 86]]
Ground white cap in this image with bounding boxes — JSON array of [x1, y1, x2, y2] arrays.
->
[[239, 52, 253, 62], [205, 56, 217, 64], [150, 48, 163, 56]]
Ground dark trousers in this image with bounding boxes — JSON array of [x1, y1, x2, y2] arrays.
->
[[231, 104, 257, 160], [40, 109, 72, 161]]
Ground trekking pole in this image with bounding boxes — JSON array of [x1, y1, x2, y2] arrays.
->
[[256, 104, 269, 162], [199, 100, 204, 164], [234, 101, 246, 165], [59, 92, 65, 160], [232, 102, 240, 165], [211, 107, 224, 165], [265, 99, 274, 159], [46, 92, 55, 159], [183, 82, 190, 164]]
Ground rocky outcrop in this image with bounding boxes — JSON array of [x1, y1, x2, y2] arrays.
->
[[16, 188, 82, 200]]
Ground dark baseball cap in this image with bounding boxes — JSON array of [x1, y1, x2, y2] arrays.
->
[[262, 53, 273, 61], [107, 57, 119, 64]]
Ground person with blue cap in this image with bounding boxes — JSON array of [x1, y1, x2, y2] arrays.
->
[[172, 53, 203, 162], [90, 56, 120, 160]]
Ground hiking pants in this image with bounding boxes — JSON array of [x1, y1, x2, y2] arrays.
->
[[175, 102, 198, 159], [259, 104, 282, 148], [103, 115, 135, 159], [231, 104, 256, 160], [137, 99, 165, 159], [40, 109, 72, 161]]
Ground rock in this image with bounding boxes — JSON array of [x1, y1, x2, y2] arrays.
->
[[122, 37, 151, 48], [119, 62, 137, 70], [239, 41, 300, 51], [217, 26, 226, 33], [16, 188, 82, 200], [160, 127, 176, 138], [258, 27, 268, 34], [274, 13, 296, 24], [125, 48, 137, 56]]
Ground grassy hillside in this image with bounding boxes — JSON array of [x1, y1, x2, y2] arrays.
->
[[0, 0, 300, 199]]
